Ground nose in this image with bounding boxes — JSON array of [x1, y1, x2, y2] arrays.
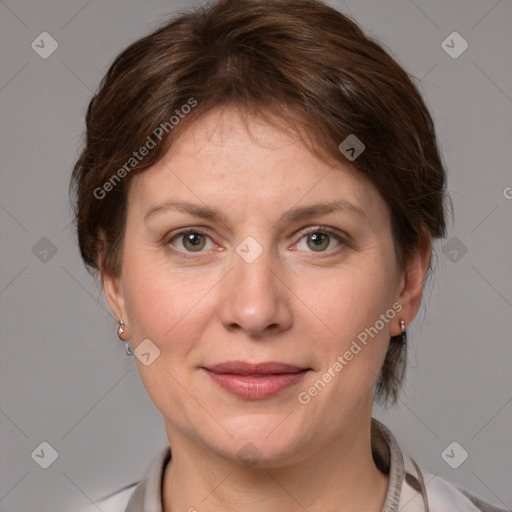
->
[[218, 244, 294, 338]]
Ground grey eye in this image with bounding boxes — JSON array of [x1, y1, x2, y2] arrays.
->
[[180, 232, 207, 252], [305, 232, 331, 251]]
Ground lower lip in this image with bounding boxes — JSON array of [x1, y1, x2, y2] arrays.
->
[[204, 369, 308, 400]]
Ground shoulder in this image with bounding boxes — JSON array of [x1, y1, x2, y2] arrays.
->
[[79, 484, 137, 512], [400, 457, 510, 512], [78, 446, 170, 512], [424, 472, 509, 512]]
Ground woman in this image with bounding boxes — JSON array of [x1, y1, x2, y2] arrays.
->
[[71, 1, 507, 510]]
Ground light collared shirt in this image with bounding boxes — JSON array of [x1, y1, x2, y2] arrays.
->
[[85, 419, 509, 512]]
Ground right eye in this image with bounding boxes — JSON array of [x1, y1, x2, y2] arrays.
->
[[166, 229, 215, 254]]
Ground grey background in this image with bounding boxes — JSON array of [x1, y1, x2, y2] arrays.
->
[[0, 0, 511, 510]]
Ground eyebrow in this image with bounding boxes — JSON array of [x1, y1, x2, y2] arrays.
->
[[143, 199, 368, 225]]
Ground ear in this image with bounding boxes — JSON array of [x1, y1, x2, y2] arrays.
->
[[392, 238, 431, 335], [102, 271, 128, 324], [97, 235, 128, 324]]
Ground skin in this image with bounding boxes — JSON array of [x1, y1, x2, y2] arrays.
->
[[102, 106, 430, 511]]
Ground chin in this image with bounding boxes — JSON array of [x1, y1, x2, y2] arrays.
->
[[204, 412, 306, 466]]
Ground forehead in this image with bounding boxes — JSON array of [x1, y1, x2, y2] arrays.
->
[[128, 107, 388, 229]]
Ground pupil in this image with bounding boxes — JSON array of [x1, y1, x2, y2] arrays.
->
[[185, 233, 204, 250], [309, 233, 328, 250]]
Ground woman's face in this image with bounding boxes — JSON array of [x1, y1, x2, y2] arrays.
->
[[104, 106, 425, 466]]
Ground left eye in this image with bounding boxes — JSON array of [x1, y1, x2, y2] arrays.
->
[[295, 228, 345, 253]]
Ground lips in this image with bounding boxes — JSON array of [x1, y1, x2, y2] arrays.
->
[[206, 361, 307, 375], [202, 360, 310, 400]]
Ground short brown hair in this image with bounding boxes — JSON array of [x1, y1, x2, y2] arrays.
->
[[70, 0, 448, 404]]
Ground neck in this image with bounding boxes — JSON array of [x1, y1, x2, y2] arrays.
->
[[162, 411, 389, 512]]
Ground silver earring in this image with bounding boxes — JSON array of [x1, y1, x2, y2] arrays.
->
[[399, 319, 406, 344], [117, 320, 133, 356]]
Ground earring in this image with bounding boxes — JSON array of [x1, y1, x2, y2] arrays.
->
[[399, 319, 406, 344], [117, 320, 133, 356]]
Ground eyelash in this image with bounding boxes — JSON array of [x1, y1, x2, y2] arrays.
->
[[164, 226, 348, 259]]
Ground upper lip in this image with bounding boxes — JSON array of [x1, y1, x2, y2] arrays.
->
[[204, 361, 309, 375]]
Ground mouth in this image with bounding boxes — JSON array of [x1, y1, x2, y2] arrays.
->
[[201, 361, 311, 400]]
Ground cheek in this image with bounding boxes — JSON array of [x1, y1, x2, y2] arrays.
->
[[295, 255, 397, 394], [303, 259, 396, 338], [119, 254, 214, 420], [121, 249, 218, 355]]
